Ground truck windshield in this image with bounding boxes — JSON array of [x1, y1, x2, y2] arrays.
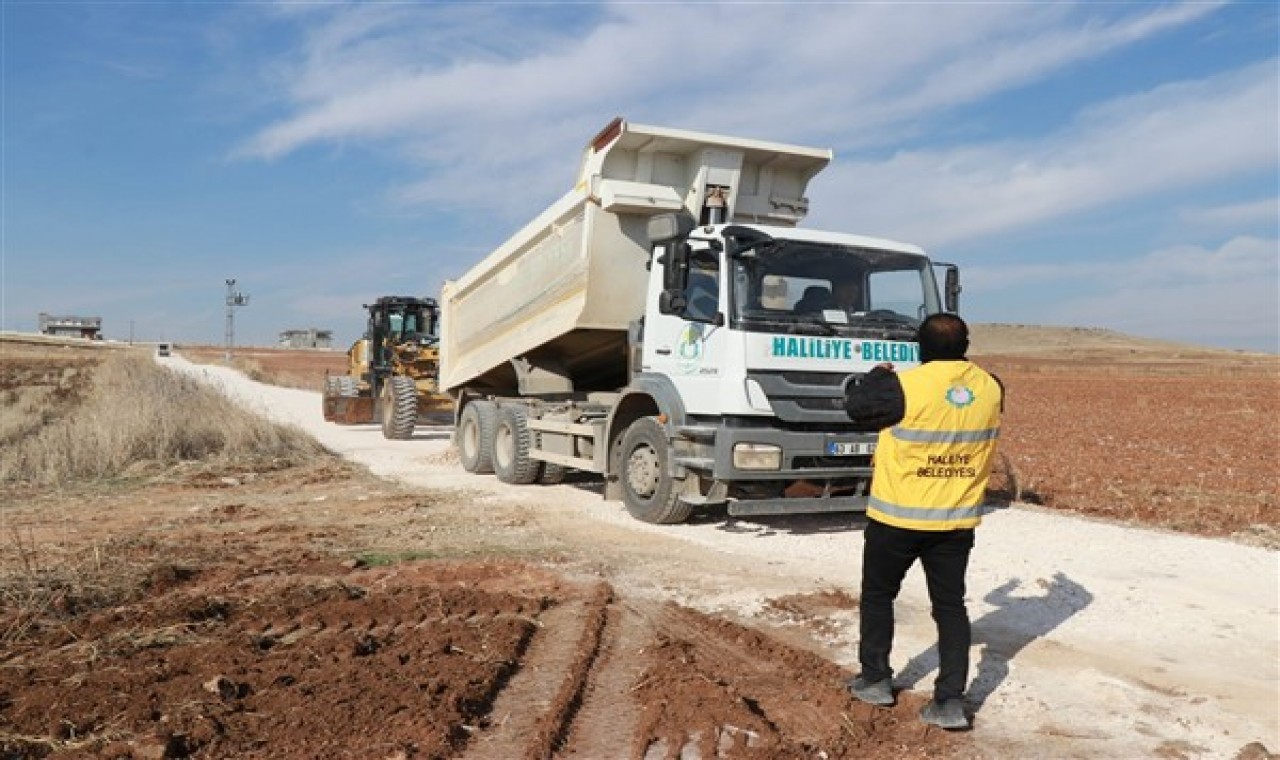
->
[[730, 241, 939, 339]]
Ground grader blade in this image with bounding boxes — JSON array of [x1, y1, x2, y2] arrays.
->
[[332, 395, 376, 424]]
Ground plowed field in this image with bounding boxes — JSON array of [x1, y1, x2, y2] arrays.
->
[[1, 464, 965, 759]]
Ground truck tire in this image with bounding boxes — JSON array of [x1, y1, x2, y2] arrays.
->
[[457, 399, 497, 474], [493, 406, 541, 485], [539, 462, 567, 485], [618, 417, 692, 524], [381, 376, 418, 440]]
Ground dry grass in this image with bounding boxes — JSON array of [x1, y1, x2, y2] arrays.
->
[[0, 350, 324, 485]]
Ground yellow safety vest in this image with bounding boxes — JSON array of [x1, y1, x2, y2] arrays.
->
[[868, 360, 1002, 531]]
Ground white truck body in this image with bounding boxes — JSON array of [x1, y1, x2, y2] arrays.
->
[[442, 118, 958, 523]]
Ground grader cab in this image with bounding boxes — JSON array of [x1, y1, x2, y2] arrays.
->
[[322, 296, 450, 439]]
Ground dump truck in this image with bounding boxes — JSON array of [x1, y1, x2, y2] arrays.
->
[[440, 118, 961, 524], [322, 296, 449, 439]]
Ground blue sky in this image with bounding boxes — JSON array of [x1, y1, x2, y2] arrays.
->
[[3, 1, 1277, 352]]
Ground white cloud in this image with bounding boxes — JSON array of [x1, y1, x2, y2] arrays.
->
[[233, 2, 1231, 222], [811, 60, 1278, 248], [221, 1, 1274, 350], [967, 236, 1279, 350], [1180, 197, 1279, 230]]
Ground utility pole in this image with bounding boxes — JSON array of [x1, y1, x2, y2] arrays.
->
[[224, 279, 250, 363]]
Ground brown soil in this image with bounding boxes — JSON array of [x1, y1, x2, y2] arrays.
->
[[980, 354, 1277, 538], [0, 462, 969, 760], [178, 346, 347, 391]]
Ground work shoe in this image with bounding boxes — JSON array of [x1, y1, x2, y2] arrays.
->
[[846, 676, 894, 707], [920, 698, 969, 730]]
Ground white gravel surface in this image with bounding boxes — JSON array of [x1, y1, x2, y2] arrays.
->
[[170, 355, 1278, 759]]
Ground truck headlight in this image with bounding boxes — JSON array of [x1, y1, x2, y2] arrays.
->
[[733, 443, 782, 470]]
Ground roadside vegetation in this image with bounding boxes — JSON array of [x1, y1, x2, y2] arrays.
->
[[1, 339, 334, 653], [1, 345, 324, 485]]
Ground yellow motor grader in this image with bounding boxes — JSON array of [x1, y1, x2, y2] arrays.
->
[[322, 296, 449, 439]]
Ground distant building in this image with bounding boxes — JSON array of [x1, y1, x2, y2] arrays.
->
[[38, 313, 102, 340], [278, 328, 333, 349]]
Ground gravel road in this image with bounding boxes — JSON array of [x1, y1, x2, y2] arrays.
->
[[170, 355, 1278, 759]]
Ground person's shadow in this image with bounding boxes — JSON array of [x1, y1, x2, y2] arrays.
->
[[895, 573, 1093, 711]]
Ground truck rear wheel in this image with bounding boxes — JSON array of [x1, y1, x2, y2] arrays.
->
[[618, 417, 692, 524], [381, 376, 418, 440], [493, 406, 542, 485], [539, 462, 567, 485], [457, 399, 497, 474]]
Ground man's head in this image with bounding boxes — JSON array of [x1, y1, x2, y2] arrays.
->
[[833, 278, 862, 309], [917, 313, 969, 363]]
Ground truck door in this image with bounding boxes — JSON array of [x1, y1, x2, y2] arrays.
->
[[644, 244, 728, 414]]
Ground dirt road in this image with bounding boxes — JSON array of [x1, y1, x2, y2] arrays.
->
[[168, 354, 1278, 759]]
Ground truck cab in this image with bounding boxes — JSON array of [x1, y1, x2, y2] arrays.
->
[[635, 216, 959, 517]]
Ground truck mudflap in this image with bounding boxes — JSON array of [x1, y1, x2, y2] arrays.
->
[[728, 494, 868, 517]]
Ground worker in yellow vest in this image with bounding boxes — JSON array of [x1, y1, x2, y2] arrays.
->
[[842, 313, 1003, 731]]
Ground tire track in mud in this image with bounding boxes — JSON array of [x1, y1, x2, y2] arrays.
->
[[460, 582, 614, 760], [555, 597, 654, 758]]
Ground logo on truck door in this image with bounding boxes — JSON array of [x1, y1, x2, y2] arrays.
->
[[677, 324, 703, 371], [675, 323, 718, 375]]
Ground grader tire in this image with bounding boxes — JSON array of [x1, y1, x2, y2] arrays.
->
[[457, 400, 498, 474], [381, 376, 418, 440]]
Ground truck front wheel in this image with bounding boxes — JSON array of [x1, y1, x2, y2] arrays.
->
[[618, 417, 692, 524], [457, 400, 497, 474]]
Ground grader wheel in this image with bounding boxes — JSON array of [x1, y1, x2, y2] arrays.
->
[[381, 376, 418, 440]]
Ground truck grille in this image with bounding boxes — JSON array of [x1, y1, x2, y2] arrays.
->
[[747, 370, 859, 424]]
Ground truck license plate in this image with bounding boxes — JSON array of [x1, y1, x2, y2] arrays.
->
[[826, 441, 875, 456]]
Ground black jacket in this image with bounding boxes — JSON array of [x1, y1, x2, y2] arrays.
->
[[844, 361, 1004, 431]]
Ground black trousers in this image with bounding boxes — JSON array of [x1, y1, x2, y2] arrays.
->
[[858, 517, 975, 701]]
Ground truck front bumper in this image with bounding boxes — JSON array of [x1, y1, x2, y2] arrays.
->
[[706, 424, 875, 480], [673, 422, 876, 517]]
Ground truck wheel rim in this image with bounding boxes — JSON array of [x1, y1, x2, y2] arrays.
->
[[626, 446, 659, 498]]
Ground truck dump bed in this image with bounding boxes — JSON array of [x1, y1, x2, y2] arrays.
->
[[439, 118, 831, 395]]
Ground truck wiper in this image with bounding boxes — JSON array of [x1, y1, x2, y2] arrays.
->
[[852, 310, 917, 327], [789, 314, 838, 335]]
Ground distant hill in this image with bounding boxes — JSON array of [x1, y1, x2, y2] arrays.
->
[[968, 323, 1276, 364]]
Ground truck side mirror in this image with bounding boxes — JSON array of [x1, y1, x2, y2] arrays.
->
[[944, 266, 961, 313], [658, 290, 687, 315]]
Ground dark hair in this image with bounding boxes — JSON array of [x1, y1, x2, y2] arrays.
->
[[917, 313, 969, 362]]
